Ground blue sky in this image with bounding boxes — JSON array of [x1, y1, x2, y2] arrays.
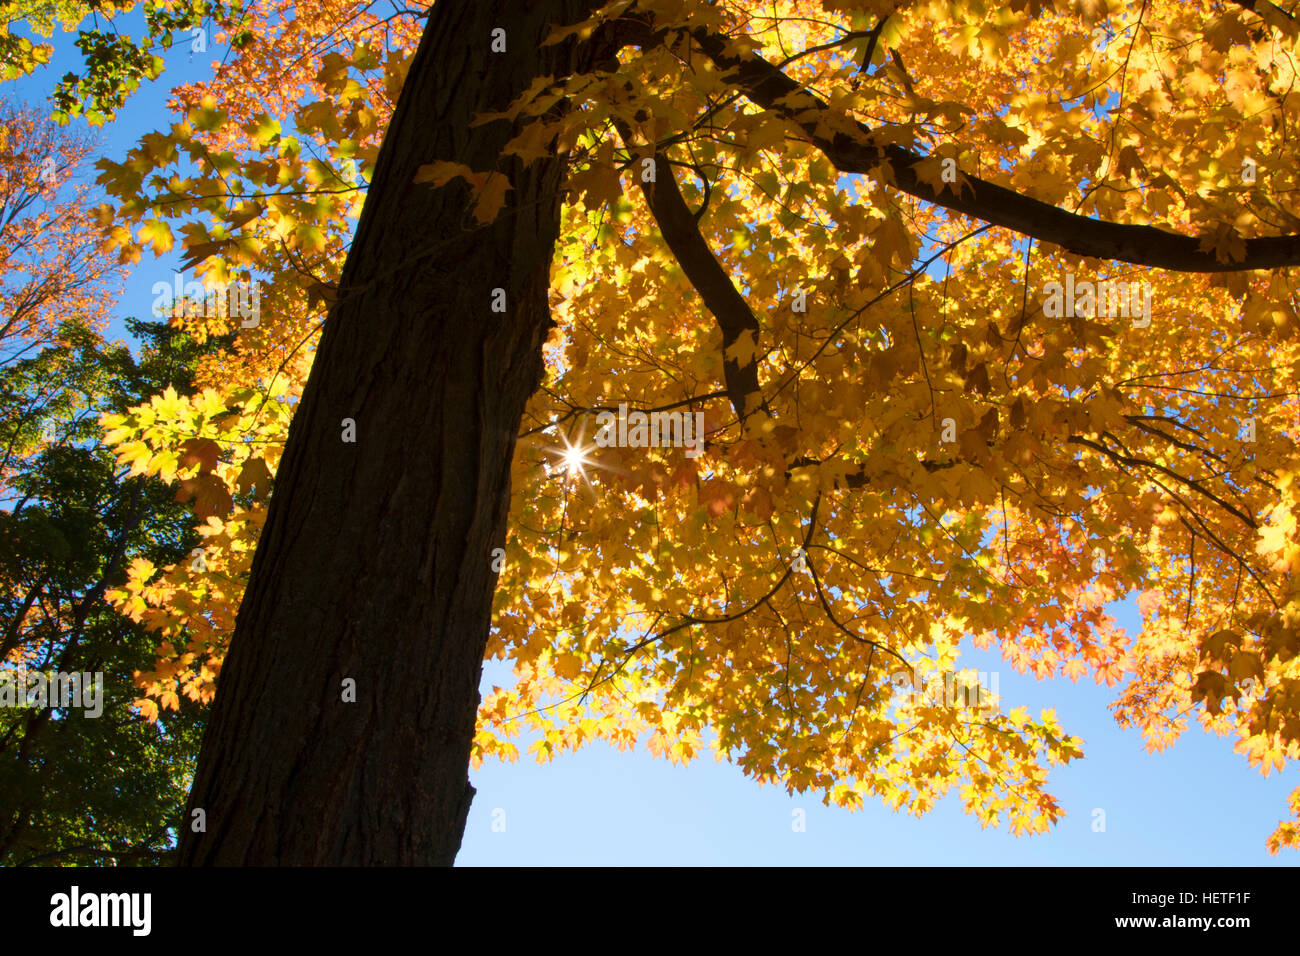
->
[[461, 597, 1298, 866], [9, 15, 1298, 867]]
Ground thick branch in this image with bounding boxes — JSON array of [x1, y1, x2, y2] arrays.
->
[[625, 136, 766, 422], [676, 24, 1300, 272]]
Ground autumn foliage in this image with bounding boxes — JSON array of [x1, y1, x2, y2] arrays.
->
[[0, 99, 117, 353], [88, 0, 1300, 851]]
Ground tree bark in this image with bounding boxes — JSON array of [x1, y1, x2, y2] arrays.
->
[[177, 0, 602, 865]]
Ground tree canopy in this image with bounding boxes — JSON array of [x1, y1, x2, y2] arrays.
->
[[12, 0, 1300, 855]]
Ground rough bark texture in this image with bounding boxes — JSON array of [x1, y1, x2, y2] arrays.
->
[[177, 0, 601, 865]]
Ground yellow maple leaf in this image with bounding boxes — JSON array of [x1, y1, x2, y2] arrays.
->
[[472, 171, 513, 223]]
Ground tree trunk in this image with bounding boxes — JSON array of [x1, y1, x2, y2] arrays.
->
[[178, 0, 602, 865]]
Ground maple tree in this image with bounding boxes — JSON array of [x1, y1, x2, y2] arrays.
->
[[0, 97, 118, 375], [48, 0, 1300, 861]]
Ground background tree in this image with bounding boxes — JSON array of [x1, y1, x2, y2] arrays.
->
[[0, 95, 210, 865], [66, 0, 1300, 862], [0, 317, 215, 865], [0, 95, 117, 376]]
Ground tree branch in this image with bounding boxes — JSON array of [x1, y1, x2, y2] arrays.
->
[[616, 118, 768, 423], [640, 22, 1300, 272]]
